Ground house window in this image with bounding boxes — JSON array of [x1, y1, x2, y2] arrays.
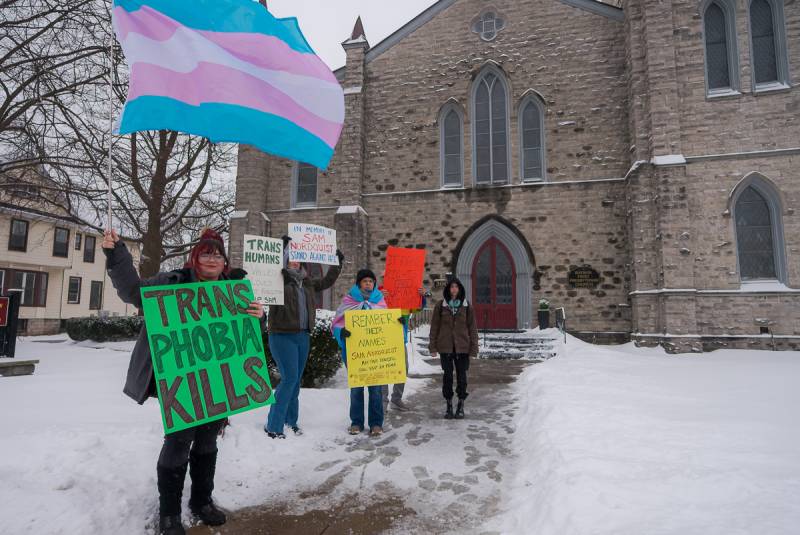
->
[[519, 96, 546, 181], [89, 281, 103, 310], [439, 105, 463, 187], [749, 0, 790, 90], [9, 219, 28, 252], [703, 0, 740, 94], [53, 227, 70, 257], [75, 233, 82, 250], [0, 269, 5, 293], [472, 69, 509, 185], [11, 270, 48, 307], [292, 163, 317, 208], [84, 235, 96, 263], [733, 179, 786, 282], [67, 277, 82, 304]]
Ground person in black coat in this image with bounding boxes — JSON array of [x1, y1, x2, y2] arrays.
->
[[103, 228, 265, 535]]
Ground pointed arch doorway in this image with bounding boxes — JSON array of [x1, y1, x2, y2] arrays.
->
[[472, 237, 517, 329], [455, 217, 534, 330]]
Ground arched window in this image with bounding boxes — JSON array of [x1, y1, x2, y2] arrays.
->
[[703, 0, 739, 94], [292, 162, 317, 208], [439, 103, 464, 188], [749, 0, 790, 90], [472, 68, 510, 185], [518, 94, 545, 181], [733, 178, 786, 282]]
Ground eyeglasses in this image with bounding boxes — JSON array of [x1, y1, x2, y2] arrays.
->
[[199, 253, 225, 262]]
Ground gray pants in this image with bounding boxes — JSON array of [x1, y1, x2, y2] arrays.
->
[[382, 351, 409, 404]]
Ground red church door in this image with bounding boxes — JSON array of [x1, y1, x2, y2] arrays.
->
[[472, 237, 517, 330]]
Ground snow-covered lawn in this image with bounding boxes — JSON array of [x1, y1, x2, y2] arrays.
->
[[494, 337, 800, 535], [1, 333, 797, 534], [0, 334, 434, 534]]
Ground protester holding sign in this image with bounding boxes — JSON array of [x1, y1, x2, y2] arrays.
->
[[104, 228, 265, 535], [332, 269, 401, 437], [264, 236, 343, 439], [429, 277, 478, 420]]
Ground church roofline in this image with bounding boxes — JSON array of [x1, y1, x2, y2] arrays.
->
[[363, 0, 623, 65]]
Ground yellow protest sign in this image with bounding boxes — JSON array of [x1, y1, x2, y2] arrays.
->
[[345, 308, 406, 388]]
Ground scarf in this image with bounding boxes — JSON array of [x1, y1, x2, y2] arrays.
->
[[448, 299, 462, 315], [331, 285, 387, 350]]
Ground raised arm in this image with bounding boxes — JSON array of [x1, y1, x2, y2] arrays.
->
[[311, 250, 344, 291], [103, 230, 145, 308]]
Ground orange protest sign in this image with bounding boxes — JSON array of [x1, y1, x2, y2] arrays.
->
[[383, 247, 426, 310]]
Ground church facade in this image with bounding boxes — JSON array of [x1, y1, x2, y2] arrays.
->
[[231, 0, 799, 352]]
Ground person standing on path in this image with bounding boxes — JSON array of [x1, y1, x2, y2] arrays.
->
[[332, 269, 400, 437], [265, 236, 343, 439], [380, 285, 428, 412], [429, 277, 478, 419], [103, 228, 265, 535]]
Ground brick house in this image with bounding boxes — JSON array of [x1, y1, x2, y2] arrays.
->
[[230, 0, 799, 352]]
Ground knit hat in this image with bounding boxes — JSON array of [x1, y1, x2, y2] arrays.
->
[[186, 228, 229, 273], [356, 269, 377, 286]]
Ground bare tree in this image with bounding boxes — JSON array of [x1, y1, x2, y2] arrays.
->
[[1, 0, 237, 277], [0, 0, 106, 174]]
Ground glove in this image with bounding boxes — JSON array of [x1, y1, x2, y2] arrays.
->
[[336, 249, 345, 263], [342, 328, 351, 338]]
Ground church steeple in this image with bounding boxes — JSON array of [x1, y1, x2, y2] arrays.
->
[[342, 16, 369, 49]]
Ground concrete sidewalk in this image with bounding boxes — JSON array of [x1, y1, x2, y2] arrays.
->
[[190, 358, 532, 535]]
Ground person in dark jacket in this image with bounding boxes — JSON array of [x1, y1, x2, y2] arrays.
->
[[264, 236, 343, 438], [429, 277, 479, 419], [103, 228, 265, 535]]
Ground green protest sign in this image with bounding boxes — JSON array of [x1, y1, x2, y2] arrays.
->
[[141, 279, 274, 434]]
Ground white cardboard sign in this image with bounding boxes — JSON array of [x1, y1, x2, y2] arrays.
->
[[242, 234, 284, 305], [287, 223, 339, 266]]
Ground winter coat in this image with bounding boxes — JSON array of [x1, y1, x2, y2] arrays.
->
[[104, 241, 266, 405], [429, 278, 478, 358], [268, 264, 341, 333]]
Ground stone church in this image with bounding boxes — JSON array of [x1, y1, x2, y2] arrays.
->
[[231, 0, 799, 352]]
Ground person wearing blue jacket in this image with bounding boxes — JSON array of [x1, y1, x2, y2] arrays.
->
[[331, 269, 394, 436]]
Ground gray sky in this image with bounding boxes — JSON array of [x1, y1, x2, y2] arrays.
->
[[266, 0, 440, 71]]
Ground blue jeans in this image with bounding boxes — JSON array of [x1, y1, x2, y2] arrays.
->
[[265, 332, 310, 434], [350, 385, 384, 429], [342, 351, 384, 429]]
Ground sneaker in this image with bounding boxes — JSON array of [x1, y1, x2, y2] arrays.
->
[[348, 425, 363, 435], [369, 426, 383, 437], [265, 430, 286, 439], [290, 426, 303, 436], [390, 399, 410, 412]]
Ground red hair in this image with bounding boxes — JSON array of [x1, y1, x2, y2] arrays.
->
[[185, 229, 229, 275]]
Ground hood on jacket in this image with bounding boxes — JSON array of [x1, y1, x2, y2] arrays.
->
[[442, 276, 466, 303]]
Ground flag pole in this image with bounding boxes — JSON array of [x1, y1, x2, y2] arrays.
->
[[106, 2, 115, 230]]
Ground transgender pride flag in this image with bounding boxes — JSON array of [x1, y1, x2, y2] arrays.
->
[[112, 0, 344, 169]]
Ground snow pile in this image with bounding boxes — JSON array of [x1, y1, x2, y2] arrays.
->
[[494, 337, 800, 535]]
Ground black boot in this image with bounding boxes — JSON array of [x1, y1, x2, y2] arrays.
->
[[189, 451, 227, 526], [158, 515, 185, 535], [444, 400, 454, 419], [455, 399, 465, 419], [157, 463, 188, 535]]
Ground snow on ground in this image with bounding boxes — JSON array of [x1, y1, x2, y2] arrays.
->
[[3, 332, 798, 534], [493, 336, 800, 535], [0, 336, 430, 534]]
